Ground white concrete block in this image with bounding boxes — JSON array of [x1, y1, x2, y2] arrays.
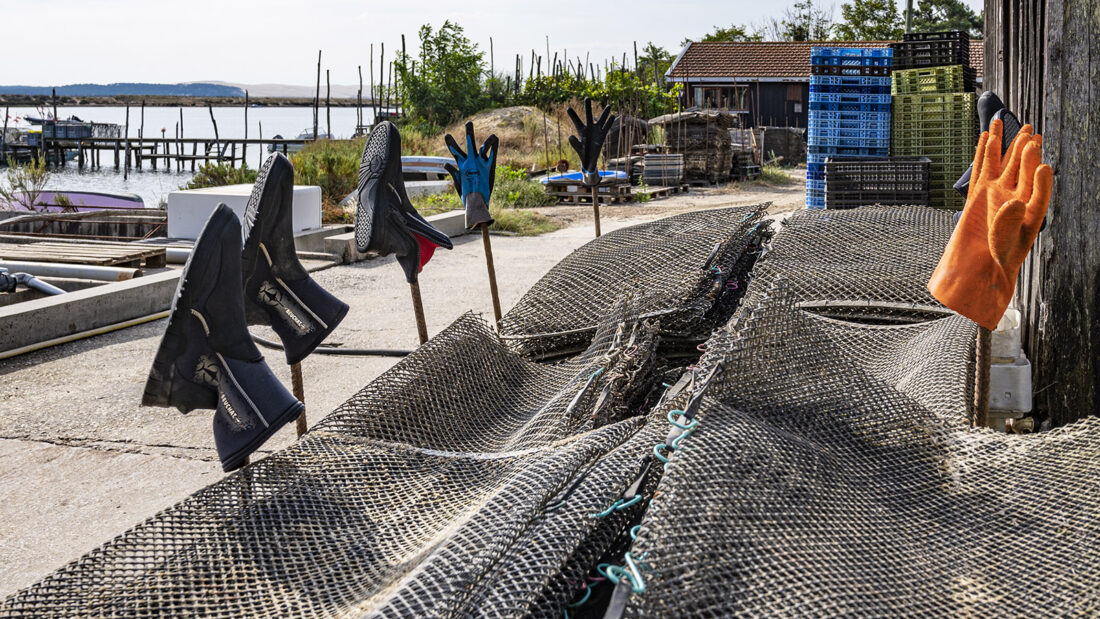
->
[[166, 184, 322, 240]]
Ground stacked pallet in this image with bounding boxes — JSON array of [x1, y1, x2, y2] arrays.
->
[[806, 47, 894, 209], [648, 111, 734, 183], [890, 31, 977, 210]]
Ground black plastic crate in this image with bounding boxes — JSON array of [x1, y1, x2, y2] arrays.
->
[[903, 30, 969, 43], [891, 42, 970, 70], [824, 156, 931, 208]]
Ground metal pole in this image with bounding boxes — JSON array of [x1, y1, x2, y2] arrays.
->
[[291, 361, 307, 437], [973, 326, 991, 427], [409, 281, 429, 345], [480, 223, 503, 325], [591, 184, 601, 237]]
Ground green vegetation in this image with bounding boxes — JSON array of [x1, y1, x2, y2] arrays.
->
[[911, 0, 983, 37], [396, 21, 487, 129], [683, 24, 764, 45], [183, 162, 257, 189], [760, 164, 793, 184], [0, 157, 51, 211], [835, 0, 904, 40], [409, 164, 560, 235]]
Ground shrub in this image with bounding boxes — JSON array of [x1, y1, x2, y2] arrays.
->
[[183, 163, 257, 190]]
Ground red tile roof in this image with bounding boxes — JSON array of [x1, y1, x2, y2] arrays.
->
[[667, 40, 984, 81]]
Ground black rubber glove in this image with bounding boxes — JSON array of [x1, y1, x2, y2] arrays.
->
[[567, 97, 615, 186]]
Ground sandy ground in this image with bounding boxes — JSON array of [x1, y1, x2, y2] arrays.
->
[[0, 177, 803, 597]]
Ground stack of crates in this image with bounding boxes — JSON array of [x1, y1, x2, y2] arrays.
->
[[807, 47, 893, 209], [890, 31, 977, 210]]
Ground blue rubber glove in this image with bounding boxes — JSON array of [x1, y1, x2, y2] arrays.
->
[[444, 121, 498, 229]]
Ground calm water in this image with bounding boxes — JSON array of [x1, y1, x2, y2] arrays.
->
[[3, 105, 382, 206]]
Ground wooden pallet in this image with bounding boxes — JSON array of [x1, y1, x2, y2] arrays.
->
[[639, 184, 691, 200], [0, 240, 166, 267], [546, 181, 634, 205]]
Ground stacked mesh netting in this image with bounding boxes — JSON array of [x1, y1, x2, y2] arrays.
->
[[741, 204, 957, 324], [0, 311, 668, 618], [499, 205, 772, 359], [616, 286, 1100, 617]]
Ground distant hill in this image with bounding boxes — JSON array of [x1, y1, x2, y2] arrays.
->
[[0, 83, 245, 97], [202, 81, 364, 99]]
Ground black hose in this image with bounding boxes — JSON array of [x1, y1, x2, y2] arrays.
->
[[250, 334, 411, 357]]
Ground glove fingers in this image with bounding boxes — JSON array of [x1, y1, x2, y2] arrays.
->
[[465, 122, 477, 158], [1000, 124, 1034, 188], [1016, 137, 1044, 199], [484, 135, 499, 191], [584, 97, 594, 127], [982, 119, 1005, 181], [445, 133, 466, 161], [597, 104, 612, 130], [443, 163, 462, 196], [567, 107, 585, 135], [971, 130, 991, 184], [568, 134, 584, 162], [1024, 163, 1054, 234], [988, 198, 1027, 268]]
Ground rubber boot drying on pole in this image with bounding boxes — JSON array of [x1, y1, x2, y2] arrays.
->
[[927, 118, 1053, 427], [142, 205, 304, 471], [354, 121, 453, 345], [241, 152, 349, 437], [444, 121, 502, 325], [566, 97, 615, 238]]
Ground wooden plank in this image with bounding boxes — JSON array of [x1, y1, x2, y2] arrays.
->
[[1031, 0, 1100, 425]]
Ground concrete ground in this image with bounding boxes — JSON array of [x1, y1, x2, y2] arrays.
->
[[0, 180, 802, 597]]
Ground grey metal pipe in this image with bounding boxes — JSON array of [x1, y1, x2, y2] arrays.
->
[[13, 272, 65, 295], [0, 260, 141, 281]]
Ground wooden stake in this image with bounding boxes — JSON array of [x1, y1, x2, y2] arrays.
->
[[591, 184, 601, 237], [480, 223, 502, 325], [973, 326, 991, 428], [326, 70, 331, 138], [314, 50, 322, 140], [291, 361, 307, 437], [123, 105, 130, 180], [243, 91, 249, 168], [409, 281, 429, 345]]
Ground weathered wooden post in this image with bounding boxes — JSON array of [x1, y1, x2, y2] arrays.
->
[[314, 50, 322, 140], [123, 105, 130, 180], [208, 104, 221, 163], [243, 91, 248, 169], [326, 70, 331, 138]]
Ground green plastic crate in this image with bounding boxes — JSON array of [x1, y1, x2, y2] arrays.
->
[[892, 65, 976, 95]]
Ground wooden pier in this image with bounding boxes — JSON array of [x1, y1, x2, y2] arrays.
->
[[31, 137, 312, 172]]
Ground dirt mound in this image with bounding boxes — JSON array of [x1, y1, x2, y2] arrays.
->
[[441, 106, 567, 168]]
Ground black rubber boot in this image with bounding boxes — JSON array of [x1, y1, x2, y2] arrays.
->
[[143, 204, 303, 472], [354, 121, 453, 283], [242, 153, 349, 365], [954, 91, 1008, 197]]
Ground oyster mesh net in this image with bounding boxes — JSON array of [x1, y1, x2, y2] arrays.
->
[[0, 313, 662, 618], [9, 204, 1098, 618], [499, 205, 771, 358], [619, 286, 1100, 617]]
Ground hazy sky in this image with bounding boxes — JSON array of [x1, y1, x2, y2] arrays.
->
[[5, 0, 984, 87]]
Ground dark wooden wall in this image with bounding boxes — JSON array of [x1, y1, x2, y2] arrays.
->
[[986, 0, 1100, 425]]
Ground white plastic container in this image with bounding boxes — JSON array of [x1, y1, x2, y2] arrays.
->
[[992, 308, 1022, 362], [989, 356, 1033, 414], [166, 184, 322, 240]]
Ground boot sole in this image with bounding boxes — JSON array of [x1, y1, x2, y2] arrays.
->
[[142, 206, 236, 413], [355, 123, 397, 252], [220, 398, 305, 472]]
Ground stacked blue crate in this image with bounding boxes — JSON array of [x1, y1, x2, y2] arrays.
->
[[807, 48, 893, 209]]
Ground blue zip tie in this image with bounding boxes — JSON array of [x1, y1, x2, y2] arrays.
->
[[566, 583, 593, 608], [653, 443, 670, 464], [667, 409, 697, 431], [590, 494, 643, 518], [623, 552, 647, 594]]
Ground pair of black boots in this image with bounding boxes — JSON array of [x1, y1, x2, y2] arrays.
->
[[143, 153, 348, 471]]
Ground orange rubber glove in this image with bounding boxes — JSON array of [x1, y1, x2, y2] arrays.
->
[[927, 119, 1054, 330]]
